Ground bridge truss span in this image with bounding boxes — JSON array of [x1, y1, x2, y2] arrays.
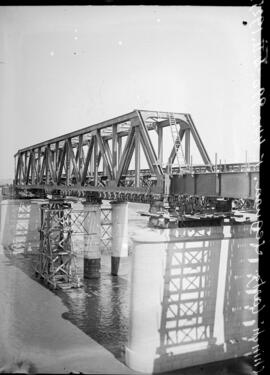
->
[[14, 109, 259, 201]]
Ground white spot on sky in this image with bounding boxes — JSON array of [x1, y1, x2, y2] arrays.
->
[[74, 28, 78, 33], [156, 18, 161, 23], [50, 51, 54, 56], [74, 36, 78, 40], [118, 40, 123, 46]]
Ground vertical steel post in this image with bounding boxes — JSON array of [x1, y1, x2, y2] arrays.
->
[[118, 136, 122, 167], [135, 126, 140, 188], [157, 126, 163, 166], [112, 124, 118, 179], [94, 136, 98, 186], [185, 129, 191, 166]]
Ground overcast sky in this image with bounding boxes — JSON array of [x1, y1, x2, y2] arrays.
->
[[0, 6, 261, 180]]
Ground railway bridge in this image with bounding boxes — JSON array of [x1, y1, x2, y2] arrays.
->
[[11, 107, 260, 279], [7, 110, 260, 373], [14, 109, 259, 204]]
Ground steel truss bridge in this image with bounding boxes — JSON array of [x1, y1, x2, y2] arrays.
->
[[14, 110, 259, 203]]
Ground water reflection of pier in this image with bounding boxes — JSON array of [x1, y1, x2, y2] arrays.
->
[[157, 227, 222, 359], [224, 225, 258, 357], [127, 225, 257, 373], [1, 200, 40, 255]]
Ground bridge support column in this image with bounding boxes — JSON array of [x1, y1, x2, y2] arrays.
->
[[125, 232, 166, 373], [82, 200, 102, 279], [111, 201, 129, 276]]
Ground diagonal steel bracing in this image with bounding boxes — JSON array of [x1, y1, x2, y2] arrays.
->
[[13, 109, 259, 200]]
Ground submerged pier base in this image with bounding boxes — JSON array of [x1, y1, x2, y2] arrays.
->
[[83, 200, 102, 279], [111, 201, 129, 276]]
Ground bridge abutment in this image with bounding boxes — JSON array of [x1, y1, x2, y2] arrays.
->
[[110, 201, 129, 276]]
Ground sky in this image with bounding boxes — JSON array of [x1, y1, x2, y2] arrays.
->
[[0, 6, 261, 180]]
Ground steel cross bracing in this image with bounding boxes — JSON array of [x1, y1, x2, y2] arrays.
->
[[14, 110, 259, 201], [168, 112, 187, 173]]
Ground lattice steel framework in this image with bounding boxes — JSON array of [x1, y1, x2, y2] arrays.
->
[[34, 200, 81, 289], [100, 207, 112, 253], [13, 110, 210, 193], [13, 109, 259, 201]]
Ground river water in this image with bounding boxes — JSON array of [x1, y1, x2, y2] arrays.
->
[[0, 198, 256, 374], [0, 199, 148, 372]]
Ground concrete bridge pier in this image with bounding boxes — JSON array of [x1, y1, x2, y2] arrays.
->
[[110, 201, 129, 276], [82, 198, 102, 279], [125, 233, 166, 373]]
